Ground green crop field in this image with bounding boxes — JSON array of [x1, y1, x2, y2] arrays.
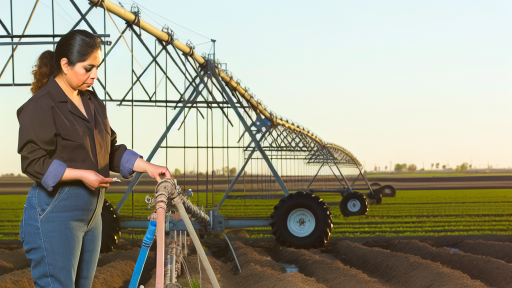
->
[[1, 189, 511, 240]]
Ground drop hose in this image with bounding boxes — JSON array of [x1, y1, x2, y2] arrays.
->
[[129, 220, 157, 288]]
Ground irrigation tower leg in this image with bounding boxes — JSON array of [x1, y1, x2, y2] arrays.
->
[[217, 148, 257, 209], [208, 61, 290, 196], [306, 162, 324, 190]]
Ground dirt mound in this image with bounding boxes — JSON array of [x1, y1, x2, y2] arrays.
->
[[92, 259, 135, 288], [454, 240, 512, 263], [174, 241, 326, 288], [332, 240, 485, 288], [387, 240, 512, 288], [229, 241, 325, 288], [0, 259, 135, 288], [0, 249, 30, 276], [159, 253, 235, 288], [0, 268, 34, 288], [96, 247, 140, 267], [231, 241, 283, 272], [272, 246, 386, 288]]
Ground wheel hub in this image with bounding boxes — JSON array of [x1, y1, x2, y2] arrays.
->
[[347, 199, 361, 212], [287, 208, 315, 237]]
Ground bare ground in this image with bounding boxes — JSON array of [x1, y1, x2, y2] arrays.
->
[[332, 241, 486, 288], [454, 239, 512, 264], [385, 240, 512, 288], [1, 235, 512, 287]]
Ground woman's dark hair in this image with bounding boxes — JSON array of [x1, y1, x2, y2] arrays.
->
[[31, 29, 101, 94]]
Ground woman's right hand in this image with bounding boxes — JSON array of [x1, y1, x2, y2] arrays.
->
[[80, 170, 115, 190]]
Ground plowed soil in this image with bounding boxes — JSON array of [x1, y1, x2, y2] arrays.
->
[[385, 240, 512, 288], [332, 241, 485, 288], [1, 235, 512, 287], [454, 239, 512, 264]]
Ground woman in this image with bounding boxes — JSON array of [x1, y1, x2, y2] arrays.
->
[[17, 29, 171, 287]]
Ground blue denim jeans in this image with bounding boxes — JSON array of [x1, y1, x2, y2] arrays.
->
[[19, 181, 105, 288]]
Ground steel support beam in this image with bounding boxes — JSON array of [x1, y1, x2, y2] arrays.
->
[[217, 147, 257, 209], [115, 70, 207, 212], [208, 61, 290, 196]]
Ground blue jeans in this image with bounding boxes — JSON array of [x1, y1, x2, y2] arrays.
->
[[19, 181, 105, 288]]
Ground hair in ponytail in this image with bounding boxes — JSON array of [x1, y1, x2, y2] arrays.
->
[[31, 50, 57, 94], [30, 29, 101, 94]]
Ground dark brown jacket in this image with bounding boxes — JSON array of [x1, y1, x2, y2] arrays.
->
[[17, 76, 128, 186]]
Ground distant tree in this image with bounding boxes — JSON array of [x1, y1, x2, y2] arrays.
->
[[456, 162, 468, 172], [385, 166, 388, 171], [174, 168, 182, 176], [407, 164, 417, 172], [229, 167, 237, 176], [436, 163, 440, 169], [198, 172, 204, 176], [442, 165, 446, 169], [431, 163, 434, 170], [394, 163, 407, 172]]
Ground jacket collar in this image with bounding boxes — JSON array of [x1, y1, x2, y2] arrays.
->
[[48, 76, 91, 102], [48, 76, 95, 123]]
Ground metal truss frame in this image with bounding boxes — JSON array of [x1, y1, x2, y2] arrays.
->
[[1, 0, 374, 232]]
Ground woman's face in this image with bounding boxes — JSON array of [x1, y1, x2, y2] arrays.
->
[[60, 49, 101, 91]]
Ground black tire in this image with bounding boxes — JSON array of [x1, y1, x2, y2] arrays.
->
[[100, 199, 121, 253], [370, 182, 381, 190], [366, 190, 383, 205], [378, 185, 396, 197], [339, 192, 368, 216], [270, 191, 332, 249]]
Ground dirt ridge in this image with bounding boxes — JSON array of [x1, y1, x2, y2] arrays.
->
[[272, 246, 386, 288], [387, 240, 512, 288], [332, 240, 486, 288]]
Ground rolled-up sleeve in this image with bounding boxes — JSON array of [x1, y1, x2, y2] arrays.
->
[[17, 101, 67, 191], [120, 149, 142, 179], [107, 125, 142, 179]]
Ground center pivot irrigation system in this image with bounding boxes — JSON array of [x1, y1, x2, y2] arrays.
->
[[1, 0, 396, 285]]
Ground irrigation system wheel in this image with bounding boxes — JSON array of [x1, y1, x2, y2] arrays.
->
[[366, 190, 383, 204], [100, 199, 121, 253], [376, 185, 396, 197], [340, 192, 368, 216], [370, 182, 381, 190], [270, 191, 332, 249]]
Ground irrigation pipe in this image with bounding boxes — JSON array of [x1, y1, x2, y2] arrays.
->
[[86, 0, 364, 167], [223, 233, 241, 273], [174, 196, 220, 288], [129, 220, 157, 288]]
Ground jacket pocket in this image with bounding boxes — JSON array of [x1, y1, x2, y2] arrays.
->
[[58, 125, 87, 164], [60, 125, 87, 143]]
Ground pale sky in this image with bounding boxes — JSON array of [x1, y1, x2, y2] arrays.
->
[[1, 0, 511, 175]]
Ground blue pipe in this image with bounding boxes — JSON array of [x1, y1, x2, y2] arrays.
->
[[129, 220, 157, 288]]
